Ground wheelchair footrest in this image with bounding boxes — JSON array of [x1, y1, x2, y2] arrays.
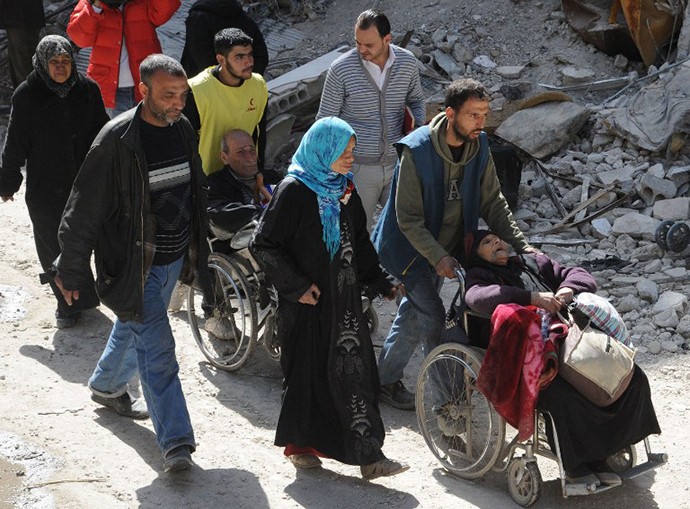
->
[[618, 458, 667, 481]]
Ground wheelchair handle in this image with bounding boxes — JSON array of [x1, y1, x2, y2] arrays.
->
[[454, 267, 466, 295]]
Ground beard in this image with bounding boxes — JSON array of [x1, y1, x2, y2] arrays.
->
[[451, 120, 480, 144], [148, 99, 181, 125]]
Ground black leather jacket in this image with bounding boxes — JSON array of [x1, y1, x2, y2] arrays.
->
[[55, 104, 210, 323]]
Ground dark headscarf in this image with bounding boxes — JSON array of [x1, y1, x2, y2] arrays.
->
[[464, 230, 551, 293], [32, 35, 78, 99]]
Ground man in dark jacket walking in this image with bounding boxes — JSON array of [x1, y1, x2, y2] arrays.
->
[[53, 54, 210, 473], [0, 0, 45, 87], [181, 0, 268, 78]]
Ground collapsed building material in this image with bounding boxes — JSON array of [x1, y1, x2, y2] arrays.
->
[[636, 174, 678, 205], [496, 99, 590, 159], [603, 60, 690, 151], [265, 46, 349, 121], [534, 161, 567, 218], [264, 113, 296, 166]]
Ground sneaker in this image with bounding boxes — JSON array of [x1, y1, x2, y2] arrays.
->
[[56, 310, 80, 329], [164, 445, 193, 473], [91, 392, 149, 419], [380, 381, 415, 410], [168, 283, 187, 312], [204, 316, 238, 340], [289, 454, 322, 469], [361, 458, 409, 480]]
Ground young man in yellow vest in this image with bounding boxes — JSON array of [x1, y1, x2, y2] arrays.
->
[[184, 28, 268, 176]]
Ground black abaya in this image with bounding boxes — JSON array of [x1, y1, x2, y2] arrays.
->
[[250, 177, 392, 465]]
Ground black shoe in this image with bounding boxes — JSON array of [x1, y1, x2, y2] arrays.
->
[[380, 381, 415, 410], [91, 392, 149, 419], [56, 310, 81, 329], [164, 445, 194, 473]]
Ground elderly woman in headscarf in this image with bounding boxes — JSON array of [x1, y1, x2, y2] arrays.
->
[[250, 117, 408, 480], [0, 35, 108, 328], [464, 230, 661, 488]]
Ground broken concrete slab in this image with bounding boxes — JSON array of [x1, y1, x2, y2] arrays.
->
[[473, 55, 497, 69], [495, 100, 589, 159], [264, 114, 296, 165], [591, 217, 612, 238], [265, 46, 349, 120], [611, 212, 661, 238], [560, 66, 595, 84], [652, 291, 689, 315], [433, 50, 463, 76], [636, 278, 659, 302], [597, 166, 636, 185], [636, 174, 677, 206], [653, 197, 690, 221], [495, 66, 525, 79]]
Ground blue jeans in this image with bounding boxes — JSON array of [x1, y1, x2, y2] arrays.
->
[[88, 257, 195, 457], [105, 86, 136, 119], [378, 266, 446, 386]]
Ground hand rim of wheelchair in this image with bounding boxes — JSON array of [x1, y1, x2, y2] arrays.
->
[[416, 342, 506, 479], [187, 253, 258, 371]]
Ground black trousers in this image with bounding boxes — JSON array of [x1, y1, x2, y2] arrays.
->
[[6, 27, 41, 88]]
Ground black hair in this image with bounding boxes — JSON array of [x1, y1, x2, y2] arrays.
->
[[139, 54, 186, 86], [214, 28, 253, 57], [445, 78, 489, 111], [355, 10, 391, 38]]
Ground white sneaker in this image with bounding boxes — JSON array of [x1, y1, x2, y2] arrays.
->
[[168, 283, 187, 312], [204, 316, 237, 340]]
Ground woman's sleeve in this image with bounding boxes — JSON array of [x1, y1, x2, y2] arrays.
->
[[0, 91, 31, 197], [536, 254, 597, 294], [350, 191, 393, 296], [249, 182, 312, 302], [465, 268, 532, 316]]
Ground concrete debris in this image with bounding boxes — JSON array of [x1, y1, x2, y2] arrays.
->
[[495, 100, 589, 159], [611, 212, 661, 239], [636, 174, 678, 206], [560, 66, 596, 84], [652, 198, 690, 221]]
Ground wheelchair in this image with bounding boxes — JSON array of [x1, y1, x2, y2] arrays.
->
[[415, 270, 667, 507], [187, 221, 380, 372]]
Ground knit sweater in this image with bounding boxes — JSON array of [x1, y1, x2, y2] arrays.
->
[[316, 45, 425, 164]]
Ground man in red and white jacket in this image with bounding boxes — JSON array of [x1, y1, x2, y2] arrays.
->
[[67, 0, 180, 117]]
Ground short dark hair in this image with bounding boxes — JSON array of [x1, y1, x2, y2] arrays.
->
[[139, 54, 186, 86], [214, 28, 253, 57], [356, 10, 391, 38], [445, 78, 489, 111]]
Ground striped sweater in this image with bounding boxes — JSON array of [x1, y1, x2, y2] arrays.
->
[[316, 45, 426, 164]]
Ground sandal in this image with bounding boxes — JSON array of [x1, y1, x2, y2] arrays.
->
[[289, 454, 322, 469], [360, 458, 409, 480]]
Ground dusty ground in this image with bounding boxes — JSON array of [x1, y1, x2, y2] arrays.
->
[[0, 180, 689, 509]]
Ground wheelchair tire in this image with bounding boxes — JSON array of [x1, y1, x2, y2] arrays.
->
[[262, 309, 281, 363], [416, 343, 505, 479], [606, 444, 637, 473], [655, 220, 675, 251], [187, 253, 258, 371], [362, 297, 379, 336], [507, 458, 542, 508]]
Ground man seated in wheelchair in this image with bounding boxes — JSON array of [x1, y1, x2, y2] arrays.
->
[[206, 129, 283, 245], [462, 229, 661, 488]]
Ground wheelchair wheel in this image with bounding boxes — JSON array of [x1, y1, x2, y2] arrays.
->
[[507, 458, 542, 507], [667, 222, 690, 252], [362, 297, 379, 336], [187, 253, 258, 371], [262, 309, 281, 362], [416, 343, 506, 479], [606, 444, 637, 473], [655, 220, 674, 251]]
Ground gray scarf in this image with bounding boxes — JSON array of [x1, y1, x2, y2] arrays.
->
[[32, 35, 78, 99]]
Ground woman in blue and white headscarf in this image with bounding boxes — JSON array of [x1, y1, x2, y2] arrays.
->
[[251, 117, 407, 480]]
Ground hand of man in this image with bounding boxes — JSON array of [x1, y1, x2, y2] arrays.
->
[[555, 287, 575, 305], [1, 195, 14, 202], [435, 255, 459, 279], [253, 174, 272, 206], [298, 283, 320, 305], [531, 291, 562, 315], [54, 275, 80, 306], [382, 283, 405, 302]]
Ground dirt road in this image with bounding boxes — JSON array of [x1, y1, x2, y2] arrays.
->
[[1, 180, 689, 509]]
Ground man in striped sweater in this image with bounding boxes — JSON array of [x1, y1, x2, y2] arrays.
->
[[316, 10, 426, 231]]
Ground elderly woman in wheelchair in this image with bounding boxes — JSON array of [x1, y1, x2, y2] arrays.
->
[[415, 229, 664, 507]]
